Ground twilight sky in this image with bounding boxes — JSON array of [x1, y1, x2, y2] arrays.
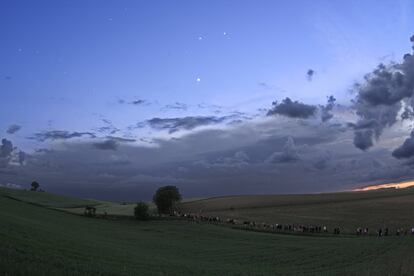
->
[[1, 0, 414, 200]]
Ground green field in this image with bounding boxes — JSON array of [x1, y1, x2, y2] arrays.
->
[[1, 188, 414, 275], [0, 187, 140, 216], [179, 188, 414, 234]]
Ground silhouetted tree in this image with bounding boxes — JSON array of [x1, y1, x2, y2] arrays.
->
[[153, 186, 182, 215], [31, 181, 40, 191], [134, 202, 150, 220]]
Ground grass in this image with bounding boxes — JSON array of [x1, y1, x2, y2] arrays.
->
[[0, 187, 141, 216], [179, 188, 414, 234], [1, 188, 414, 275]]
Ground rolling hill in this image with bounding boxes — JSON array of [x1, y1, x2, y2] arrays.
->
[[178, 187, 414, 234], [1, 187, 414, 275]]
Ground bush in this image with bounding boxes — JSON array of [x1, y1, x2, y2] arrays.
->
[[153, 186, 182, 215], [134, 202, 150, 220], [31, 181, 40, 191]]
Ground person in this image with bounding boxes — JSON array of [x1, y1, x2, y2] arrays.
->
[[411, 227, 414, 235], [384, 228, 389, 236]]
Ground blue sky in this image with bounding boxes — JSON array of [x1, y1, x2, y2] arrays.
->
[[1, 1, 414, 199], [2, 1, 413, 143]]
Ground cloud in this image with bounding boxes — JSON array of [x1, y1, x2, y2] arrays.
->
[[105, 136, 136, 143], [0, 138, 26, 167], [118, 98, 149, 106], [195, 150, 251, 169], [30, 130, 96, 142], [92, 139, 118, 150], [142, 116, 234, 133], [163, 102, 188, 111], [0, 138, 13, 158], [1, 113, 411, 201], [267, 98, 317, 119], [313, 151, 332, 170], [6, 124, 22, 134], [95, 119, 119, 134], [266, 136, 300, 163], [131, 99, 146, 105], [258, 82, 272, 89], [353, 130, 374, 151], [320, 95, 336, 122], [392, 131, 414, 159], [307, 69, 315, 81], [18, 151, 26, 165], [351, 35, 414, 150]]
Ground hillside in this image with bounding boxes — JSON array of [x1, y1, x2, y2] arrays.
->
[[1, 188, 414, 275], [179, 188, 414, 234], [0, 187, 138, 216]]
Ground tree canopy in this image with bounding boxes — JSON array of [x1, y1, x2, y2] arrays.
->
[[31, 181, 40, 191], [153, 186, 182, 214]]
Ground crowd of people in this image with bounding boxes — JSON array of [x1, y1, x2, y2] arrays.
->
[[173, 211, 414, 237]]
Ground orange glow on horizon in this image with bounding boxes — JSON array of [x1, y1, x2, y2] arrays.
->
[[354, 180, 414, 191]]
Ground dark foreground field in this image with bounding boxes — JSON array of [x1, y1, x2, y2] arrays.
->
[[1, 188, 414, 275]]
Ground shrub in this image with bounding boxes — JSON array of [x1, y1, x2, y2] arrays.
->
[[31, 181, 40, 191], [134, 202, 150, 220]]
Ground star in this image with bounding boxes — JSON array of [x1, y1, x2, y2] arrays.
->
[[198, 36, 203, 41], [196, 77, 201, 82]]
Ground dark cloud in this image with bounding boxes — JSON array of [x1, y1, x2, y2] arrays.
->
[[1, 115, 410, 201], [131, 99, 146, 105], [392, 131, 414, 159], [353, 130, 374, 151], [320, 95, 336, 122], [307, 69, 315, 81], [30, 130, 96, 142], [401, 106, 414, 120], [92, 139, 118, 150], [105, 136, 136, 143], [143, 116, 233, 133], [6, 124, 22, 134], [351, 35, 414, 150], [267, 98, 317, 119], [117, 98, 150, 106], [0, 138, 13, 158]]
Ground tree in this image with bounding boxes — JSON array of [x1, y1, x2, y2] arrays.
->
[[134, 202, 150, 220], [153, 186, 182, 215], [31, 181, 40, 191]]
